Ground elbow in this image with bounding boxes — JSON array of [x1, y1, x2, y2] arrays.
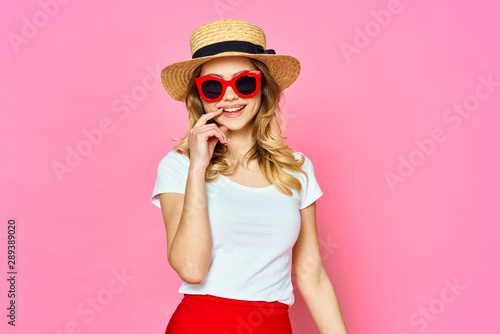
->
[[178, 266, 207, 284], [168, 255, 208, 284], [181, 273, 204, 285]]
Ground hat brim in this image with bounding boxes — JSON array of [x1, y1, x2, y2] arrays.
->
[[161, 52, 301, 101]]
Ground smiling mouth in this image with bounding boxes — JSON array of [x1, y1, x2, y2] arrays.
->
[[223, 105, 245, 113]]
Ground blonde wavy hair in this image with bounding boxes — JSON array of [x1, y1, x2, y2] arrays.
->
[[171, 58, 308, 196]]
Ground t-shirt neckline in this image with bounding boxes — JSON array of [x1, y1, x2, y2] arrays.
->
[[219, 174, 274, 192]]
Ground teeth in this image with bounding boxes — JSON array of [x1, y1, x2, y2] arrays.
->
[[223, 106, 244, 112]]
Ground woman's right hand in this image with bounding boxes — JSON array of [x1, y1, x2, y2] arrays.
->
[[189, 108, 230, 170]]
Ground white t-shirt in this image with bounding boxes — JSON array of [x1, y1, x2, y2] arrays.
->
[[151, 150, 323, 306]]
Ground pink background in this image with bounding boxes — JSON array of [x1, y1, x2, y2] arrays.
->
[[2, 0, 499, 333]]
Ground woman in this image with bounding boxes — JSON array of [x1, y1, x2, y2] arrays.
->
[[151, 19, 348, 334]]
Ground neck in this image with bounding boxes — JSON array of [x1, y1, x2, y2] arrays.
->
[[225, 124, 255, 158]]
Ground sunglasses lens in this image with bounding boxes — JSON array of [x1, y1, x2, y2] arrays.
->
[[235, 75, 257, 96], [201, 80, 223, 100]]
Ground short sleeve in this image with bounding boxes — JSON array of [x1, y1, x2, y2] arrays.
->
[[151, 151, 190, 208], [297, 153, 324, 210]]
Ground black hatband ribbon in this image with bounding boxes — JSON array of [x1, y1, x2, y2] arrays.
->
[[192, 41, 276, 59]]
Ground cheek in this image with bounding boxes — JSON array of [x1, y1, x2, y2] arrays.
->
[[202, 101, 213, 112], [249, 93, 261, 106], [251, 96, 262, 111]]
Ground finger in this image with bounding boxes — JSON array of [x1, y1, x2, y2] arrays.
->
[[193, 123, 226, 136], [202, 123, 228, 134], [193, 125, 229, 145], [206, 127, 230, 145], [194, 107, 223, 128]]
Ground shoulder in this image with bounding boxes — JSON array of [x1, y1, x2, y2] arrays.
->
[[291, 151, 315, 171], [160, 149, 190, 165], [157, 149, 191, 172]]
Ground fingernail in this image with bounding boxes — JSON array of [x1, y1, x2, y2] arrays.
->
[[227, 138, 231, 145]]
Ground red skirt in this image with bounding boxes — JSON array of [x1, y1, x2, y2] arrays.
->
[[165, 294, 293, 334]]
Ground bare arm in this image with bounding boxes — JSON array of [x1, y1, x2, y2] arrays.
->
[[159, 108, 229, 284], [293, 202, 348, 333], [159, 165, 211, 284]]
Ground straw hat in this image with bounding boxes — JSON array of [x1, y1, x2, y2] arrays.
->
[[161, 19, 301, 101]]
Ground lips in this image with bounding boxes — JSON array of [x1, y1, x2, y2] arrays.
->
[[222, 105, 246, 118], [223, 105, 245, 113]]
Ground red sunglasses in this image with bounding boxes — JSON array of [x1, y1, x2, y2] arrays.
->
[[195, 70, 261, 102]]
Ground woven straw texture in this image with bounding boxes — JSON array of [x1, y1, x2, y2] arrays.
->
[[161, 19, 301, 101]]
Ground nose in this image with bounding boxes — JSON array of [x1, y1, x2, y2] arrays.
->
[[222, 85, 238, 101]]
